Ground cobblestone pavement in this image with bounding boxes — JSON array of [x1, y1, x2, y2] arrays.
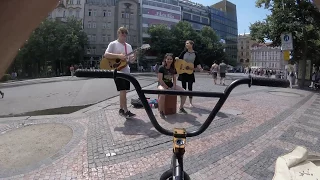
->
[[0, 75, 319, 180]]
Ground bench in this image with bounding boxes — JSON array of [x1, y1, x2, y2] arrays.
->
[[158, 95, 177, 115]]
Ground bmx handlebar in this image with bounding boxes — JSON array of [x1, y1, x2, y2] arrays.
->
[[75, 69, 289, 137]]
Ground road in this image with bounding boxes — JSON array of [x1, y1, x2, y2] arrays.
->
[[0, 73, 261, 116], [0, 75, 157, 116]]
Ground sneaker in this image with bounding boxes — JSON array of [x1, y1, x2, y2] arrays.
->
[[0, 92, 3, 98], [179, 108, 187, 114], [159, 111, 166, 119], [125, 111, 136, 118], [119, 109, 125, 116]]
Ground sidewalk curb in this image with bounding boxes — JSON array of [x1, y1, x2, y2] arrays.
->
[[71, 82, 159, 115], [0, 73, 158, 89], [0, 77, 89, 89]]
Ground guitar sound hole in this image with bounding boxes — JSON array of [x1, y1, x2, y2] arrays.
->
[[113, 59, 121, 68]]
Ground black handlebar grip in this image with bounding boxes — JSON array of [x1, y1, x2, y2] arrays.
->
[[251, 77, 290, 88], [74, 69, 114, 78]]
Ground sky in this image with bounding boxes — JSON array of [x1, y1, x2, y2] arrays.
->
[[192, 0, 271, 35]]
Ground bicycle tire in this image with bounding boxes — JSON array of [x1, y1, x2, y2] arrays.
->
[[159, 169, 191, 180]]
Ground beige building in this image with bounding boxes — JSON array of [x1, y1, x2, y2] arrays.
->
[[83, 0, 141, 67], [250, 43, 285, 70], [114, 0, 141, 49], [237, 33, 257, 67], [49, 0, 86, 24], [83, 0, 116, 65]]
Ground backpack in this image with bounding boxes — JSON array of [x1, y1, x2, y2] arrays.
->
[[131, 98, 143, 108], [131, 98, 159, 108]]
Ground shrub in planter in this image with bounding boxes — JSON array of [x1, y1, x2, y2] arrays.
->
[[0, 74, 11, 82]]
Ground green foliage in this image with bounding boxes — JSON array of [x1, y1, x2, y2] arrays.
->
[[148, 21, 227, 67], [0, 74, 11, 82], [250, 0, 320, 62], [13, 17, 88, 77], [250, 0, 320, 86]]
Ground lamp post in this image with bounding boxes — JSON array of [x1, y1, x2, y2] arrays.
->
[[296, 0, 308, 88]]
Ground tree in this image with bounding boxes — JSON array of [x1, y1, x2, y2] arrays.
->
[[12, 17, 88, 77], [148, 21, 226, 67], [250, 0, 320, 87]]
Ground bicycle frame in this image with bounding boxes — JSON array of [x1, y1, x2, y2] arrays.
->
[[74, 69, 289, 180]]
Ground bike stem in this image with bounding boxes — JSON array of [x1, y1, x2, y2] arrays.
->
[[173, 128, 186, 179]]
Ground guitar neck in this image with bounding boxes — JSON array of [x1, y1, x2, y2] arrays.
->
[[125, 48, 139, 57]]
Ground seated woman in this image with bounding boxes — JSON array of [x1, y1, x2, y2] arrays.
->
[[158, 53, 187, 118]]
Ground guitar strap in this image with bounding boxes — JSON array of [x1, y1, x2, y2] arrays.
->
[[124, 42, 128, 61]]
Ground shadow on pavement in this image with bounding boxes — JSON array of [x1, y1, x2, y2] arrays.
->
[[165, 113, 201, 126], [188, 106, 229, 119], [0, 104, 93, 118], [114, 118, 161, 138]]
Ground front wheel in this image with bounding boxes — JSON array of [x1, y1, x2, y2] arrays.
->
[[159, 169, 191, 180]]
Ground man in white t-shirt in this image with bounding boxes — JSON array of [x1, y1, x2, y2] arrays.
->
[[104, 27, 136, 118]]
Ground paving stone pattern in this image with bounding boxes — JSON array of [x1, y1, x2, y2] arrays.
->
[[0, 76, 319, 180]]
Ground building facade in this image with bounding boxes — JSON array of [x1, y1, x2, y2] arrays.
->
[[250, 43, 285, 70], [49, 0, 86, 23], [211, 0, 238, 63], [141, 0, 181, 37], [83, 0, 116, 67], [237, 33, 258, 68], [179, 0, 210, 31], [82, 0, 141, 68]]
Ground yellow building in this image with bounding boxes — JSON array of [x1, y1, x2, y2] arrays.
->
[[237, 33, 258, 68]]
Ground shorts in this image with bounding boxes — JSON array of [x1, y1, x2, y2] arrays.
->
[[212, 72, 217, 79], [220, 73, 226, 78], [114, 78, 130, 91]]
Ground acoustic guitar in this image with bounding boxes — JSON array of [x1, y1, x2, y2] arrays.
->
[[100, 44, 150, 70], [174, 59, 195, 75]]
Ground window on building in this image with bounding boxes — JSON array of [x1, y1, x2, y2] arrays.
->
[[183, 12, 191, 20], [92, 34, 96, 41], [201, 17, 209, 24], [69, 0, 74, 4], [92, 47, 96, 54], [102, 23, 106, 29], [133, 35, 137, 42], [102, 34, 106, 42], [102, 47, 106, 53], [87, 35, 91, 41], [103, 10, 106, 17], [93, 10, 97, 16], [76, 10, 80, 18], [107, 35, 111, 42], [125, 13, 130, 19], [77, 0, 80, 4], [87, 47, 91, 54], [192, 15, 200, 22], [63, 11, 66, 17], [88, 9, 92, 16], [241, 46, 243, 49], [121, 13, 125, 18], [87, 22, 91, 28], [107, 22, 111, 29], [108, 10, 111, 16], [92, 22, 96, 28]]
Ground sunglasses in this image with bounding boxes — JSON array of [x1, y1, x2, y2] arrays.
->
[[121, 31, 128, 35]]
